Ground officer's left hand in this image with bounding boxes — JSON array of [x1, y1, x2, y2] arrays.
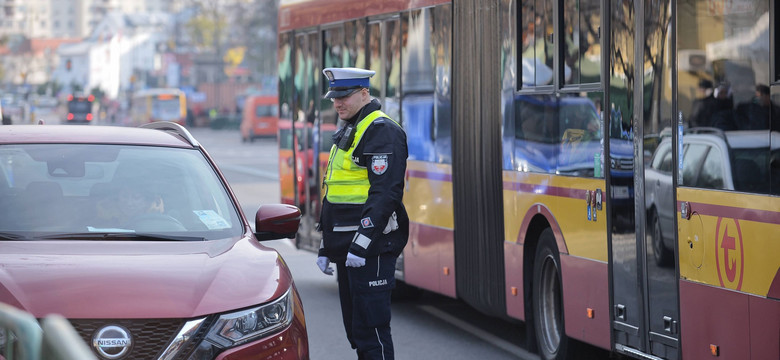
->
[[345, 252, 366, 267]]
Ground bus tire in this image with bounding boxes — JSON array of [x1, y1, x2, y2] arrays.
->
[[532, 228, 571, 360]]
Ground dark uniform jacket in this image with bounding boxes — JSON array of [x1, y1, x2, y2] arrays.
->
[[319, 99, 409, 262]]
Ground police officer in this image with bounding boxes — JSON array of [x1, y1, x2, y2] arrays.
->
[[315, 67, 408, 360]]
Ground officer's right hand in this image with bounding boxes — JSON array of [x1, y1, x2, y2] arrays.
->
[[316, 256, 334, 275]]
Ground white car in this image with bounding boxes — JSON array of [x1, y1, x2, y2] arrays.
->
[[645, 128, 779, 266]]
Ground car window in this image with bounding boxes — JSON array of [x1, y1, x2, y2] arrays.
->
[[682, 143, 709, 187], [0, 144, 243, 240], [651, 142, 672, 172], [731, 147, 770, 193], [698, 147, 725, 189]]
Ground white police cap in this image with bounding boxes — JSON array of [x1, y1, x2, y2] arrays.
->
[[322, 67, 375, 99]]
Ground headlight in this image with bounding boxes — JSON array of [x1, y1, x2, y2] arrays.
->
[[187, 289, 294, 359]]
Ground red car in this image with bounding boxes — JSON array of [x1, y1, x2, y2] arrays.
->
[[0, 122, 309, 359]]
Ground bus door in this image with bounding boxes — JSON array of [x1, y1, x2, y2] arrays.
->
[[608, 1, 680, 359], [289, 30, 322, 251]]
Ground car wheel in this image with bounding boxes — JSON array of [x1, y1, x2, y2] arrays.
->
[[651, 211, 672, 267], [533, 228, 571, 360]]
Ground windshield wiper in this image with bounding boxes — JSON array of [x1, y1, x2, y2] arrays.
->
[[38, 232, 205, 242], [0, 232, 28, 240]]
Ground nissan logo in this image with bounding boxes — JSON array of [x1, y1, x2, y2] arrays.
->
[[92, 325, 132, 359]]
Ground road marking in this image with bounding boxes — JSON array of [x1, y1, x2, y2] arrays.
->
[[417, 305, 539, 360]]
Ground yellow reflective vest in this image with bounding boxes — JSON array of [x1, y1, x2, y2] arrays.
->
[[324, 110, 397, 204]]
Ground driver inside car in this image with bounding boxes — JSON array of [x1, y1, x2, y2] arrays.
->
[[95, 184, 165, 227]]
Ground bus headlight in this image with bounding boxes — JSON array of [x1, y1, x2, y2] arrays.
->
[[188, 290, 294, 359]]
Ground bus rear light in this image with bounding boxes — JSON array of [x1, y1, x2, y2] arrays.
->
[[87, 95, 95, 102], [67, 113, 74, 120], [67, 94, 74, 101], [86, 113, 93, 121]]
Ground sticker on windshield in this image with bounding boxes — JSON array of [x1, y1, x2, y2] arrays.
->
[[193, 210, 230, 230]]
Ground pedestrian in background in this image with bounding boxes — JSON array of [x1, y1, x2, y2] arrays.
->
[[315, 67, 409, 360]]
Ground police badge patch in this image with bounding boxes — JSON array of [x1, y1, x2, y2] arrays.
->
[[371, 155, 388, 175]]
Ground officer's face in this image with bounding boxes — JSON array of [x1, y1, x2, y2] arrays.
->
[[332, 88, 368, 120]]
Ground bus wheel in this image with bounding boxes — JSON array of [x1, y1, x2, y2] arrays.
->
[[533, 228, 570, 360]]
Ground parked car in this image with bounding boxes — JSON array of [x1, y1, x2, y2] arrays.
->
[[0, 122, 309, 359], [645, 128, 779, 266]]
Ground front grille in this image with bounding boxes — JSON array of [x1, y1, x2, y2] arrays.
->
[[612, 157, 634, 171], [70, 318, 184, 360]]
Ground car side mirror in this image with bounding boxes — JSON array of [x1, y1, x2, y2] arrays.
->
[[254, 204, 301, 241]]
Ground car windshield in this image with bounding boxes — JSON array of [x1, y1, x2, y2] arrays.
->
[[255, 104, 278, 117], [0, 144, 243, 241]]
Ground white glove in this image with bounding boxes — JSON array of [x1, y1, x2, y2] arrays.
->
[[383, 212, 399, 234], [345, 252, 366, 267], [316, 256, 334, 275]]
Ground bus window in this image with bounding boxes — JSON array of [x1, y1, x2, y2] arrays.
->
[[558, 96, 602, 177], [518, 0, 554, 89], [679, 1, 772, 194], [562, 0, 601, 85], [513, 94, 603, 176]]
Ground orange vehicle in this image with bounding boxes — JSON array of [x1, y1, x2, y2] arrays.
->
[[241, 95, 279, 142]]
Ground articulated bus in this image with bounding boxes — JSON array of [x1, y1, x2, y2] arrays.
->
[[129, 88, 187, 126], [278, 1, 779, 359]]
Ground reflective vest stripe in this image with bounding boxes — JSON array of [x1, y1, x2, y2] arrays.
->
[[325, 110, 396, 204]]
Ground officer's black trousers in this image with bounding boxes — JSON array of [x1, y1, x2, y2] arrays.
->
[[336, 253, 397, 360]]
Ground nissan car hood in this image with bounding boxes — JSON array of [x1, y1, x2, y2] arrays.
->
[[0, 236, 292, 319]]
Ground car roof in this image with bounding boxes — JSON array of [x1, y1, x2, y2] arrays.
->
[[724, 130, 780, 150], [0, 124, 196, 148]]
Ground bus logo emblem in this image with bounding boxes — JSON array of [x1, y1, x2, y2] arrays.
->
[[715, 217, 743, 291]]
